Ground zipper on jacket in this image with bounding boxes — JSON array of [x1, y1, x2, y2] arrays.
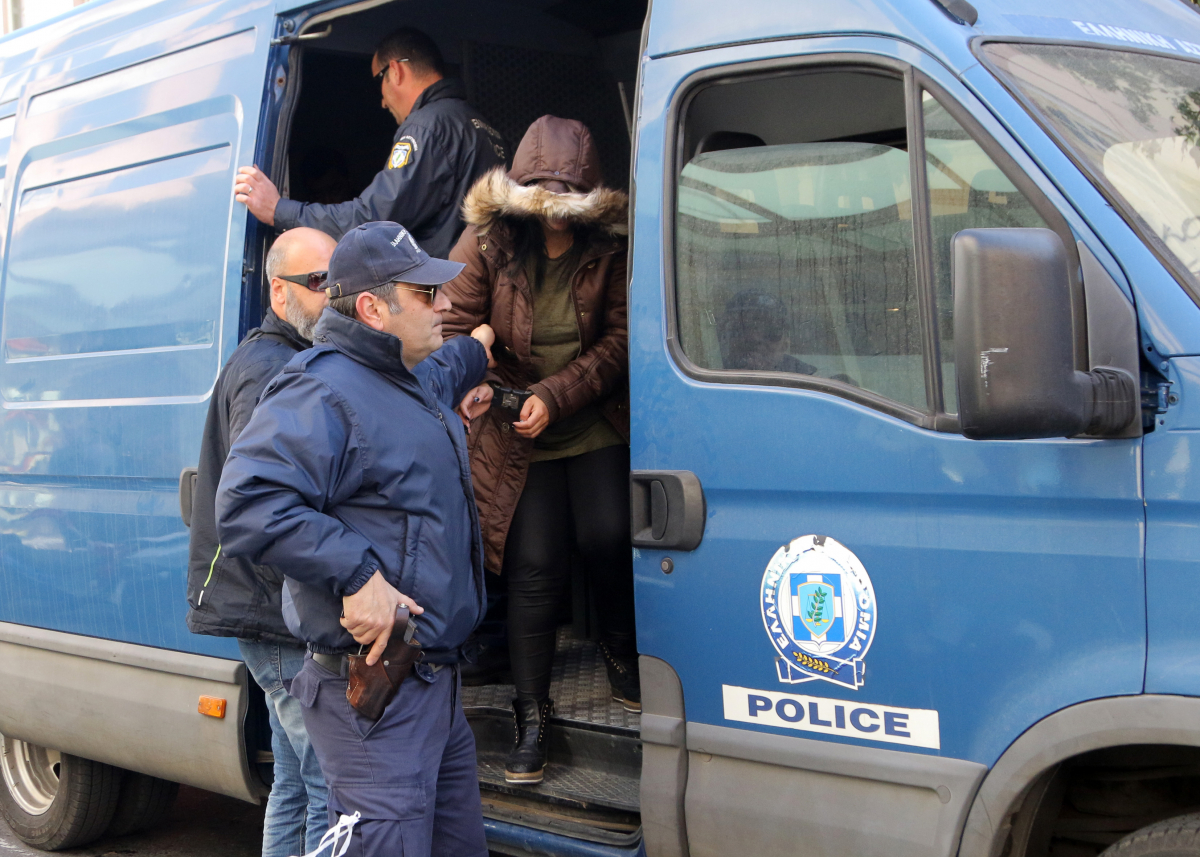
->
[[198, 545, 221, 606]]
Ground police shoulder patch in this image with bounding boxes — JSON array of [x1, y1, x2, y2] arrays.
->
[[388, 141, 413, 169]]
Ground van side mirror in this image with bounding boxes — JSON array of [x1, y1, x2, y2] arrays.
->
[[953, 228, 1138, 440]]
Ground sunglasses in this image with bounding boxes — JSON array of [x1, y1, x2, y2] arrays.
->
[[392, 282, 439, 303], [374, 57, 410, 83], [278, 271, 329, 292]]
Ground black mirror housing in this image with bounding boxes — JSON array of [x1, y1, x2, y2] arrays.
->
[[953, 228, 1138, 440]]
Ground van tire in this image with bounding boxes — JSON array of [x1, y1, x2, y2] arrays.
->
[[1101, 812, 1200, 856], [0, 736, 120, 850], [106, 772, 178, 837]]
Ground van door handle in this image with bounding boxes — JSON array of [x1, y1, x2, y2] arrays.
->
[[631, 471, 705, 551], [179, 467, 198, 528]]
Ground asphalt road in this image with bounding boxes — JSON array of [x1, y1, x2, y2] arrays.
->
[[0, 787, 265, 857]]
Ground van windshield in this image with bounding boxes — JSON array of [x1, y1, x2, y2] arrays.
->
[[984, 42, 1200, 287]]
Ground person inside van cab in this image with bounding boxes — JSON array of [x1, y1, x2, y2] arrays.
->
[[442, 115, 636, 786], [185, 226, 336, 857], [233, 27, 507, 257], [717, 290, 816, 374], [716, 289, 859, 386]]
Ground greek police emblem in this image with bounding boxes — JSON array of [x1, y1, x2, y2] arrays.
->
[[387, 136, 418, 169], [760, 535, 876, 689]]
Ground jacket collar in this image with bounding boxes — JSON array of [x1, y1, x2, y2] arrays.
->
[[261, 309, 311, 351], [312, 308, 419, 387], [410, 78, 466, 115], [462, 167, 628, 237]]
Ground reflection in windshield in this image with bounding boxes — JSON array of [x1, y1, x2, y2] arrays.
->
[[680, 143, 912, 222], [676, 142, 927, 409], [985, 42, 1200, 283]]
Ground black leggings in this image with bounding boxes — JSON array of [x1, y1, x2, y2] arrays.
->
[[503, 444, 635, 701]]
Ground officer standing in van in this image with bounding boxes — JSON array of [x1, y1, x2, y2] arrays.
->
[[234, 27, 506, 259]]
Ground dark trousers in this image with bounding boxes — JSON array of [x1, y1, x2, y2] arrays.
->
[[503, 444, 636, 701], [288, 658, 488, 857]]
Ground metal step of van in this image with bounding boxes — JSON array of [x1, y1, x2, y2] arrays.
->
[[469, 711, 640, 812], [461, 628, 640, 730], [463, 630, 642, 846]]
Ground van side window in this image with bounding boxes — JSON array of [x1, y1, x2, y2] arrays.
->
[[0, 143, 233, 405], [674, 71, 928, 410], [922, 91, 1049, 413]]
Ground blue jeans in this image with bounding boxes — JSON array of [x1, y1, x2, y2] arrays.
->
[[239, 640, 330, 857]]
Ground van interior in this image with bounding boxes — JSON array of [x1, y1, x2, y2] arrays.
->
[[266, 0, 647, 847], [284, 0, 641, 206]]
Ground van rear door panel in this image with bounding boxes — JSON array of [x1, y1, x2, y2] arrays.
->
[[0, 0, 274, 654]]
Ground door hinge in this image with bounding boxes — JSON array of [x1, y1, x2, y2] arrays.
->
[[1143, 381, 1174, 415], [271, 24, 332, 46]]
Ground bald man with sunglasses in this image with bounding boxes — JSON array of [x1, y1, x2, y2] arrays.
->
[[186, 226, 337, 857]]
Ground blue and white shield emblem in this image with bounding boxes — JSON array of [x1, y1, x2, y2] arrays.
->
[[795, 580, 839, 641], [760, 535, 876, 689]]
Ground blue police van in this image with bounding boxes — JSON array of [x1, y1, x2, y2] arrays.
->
[[2, 0, 1200, 855]]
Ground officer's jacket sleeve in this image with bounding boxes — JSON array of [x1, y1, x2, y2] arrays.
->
[[215, 371, 382, 597], [415, 336, 489, 409], [275, 123, 455, 241]]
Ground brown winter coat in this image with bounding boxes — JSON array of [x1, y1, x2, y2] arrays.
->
[[442, 116, 630, 574]]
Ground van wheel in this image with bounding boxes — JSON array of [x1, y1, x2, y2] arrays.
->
[[1101, 812, 1200, 856], [0, 734, 120, 849], [106, 772, 178, 836]]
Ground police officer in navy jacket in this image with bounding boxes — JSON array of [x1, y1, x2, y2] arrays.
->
[[216, 222, 496, 857], [234, 28, 506, 258]]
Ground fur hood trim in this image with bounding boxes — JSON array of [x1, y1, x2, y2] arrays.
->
[[461, 168, 628, 236]]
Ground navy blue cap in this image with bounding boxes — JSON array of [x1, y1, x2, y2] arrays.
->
[[325, 222, 465, 299]]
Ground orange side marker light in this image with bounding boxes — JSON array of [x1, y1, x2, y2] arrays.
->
[[198, 696, 227, 718]]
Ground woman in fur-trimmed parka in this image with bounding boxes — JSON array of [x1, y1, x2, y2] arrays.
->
[[442, 115, 635, 784]]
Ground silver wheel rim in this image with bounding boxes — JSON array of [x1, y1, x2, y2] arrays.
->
[[0, 734, 60, 815]]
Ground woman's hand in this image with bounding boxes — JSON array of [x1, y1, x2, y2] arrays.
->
[[514, 395, 550, 438], [457, 383, 493, 427], [470, 324, 497, 367]]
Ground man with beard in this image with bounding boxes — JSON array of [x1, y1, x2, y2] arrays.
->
[[186, 226, 336, 857]]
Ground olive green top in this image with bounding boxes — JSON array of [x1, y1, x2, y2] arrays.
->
[[526, 246, 624, 463]]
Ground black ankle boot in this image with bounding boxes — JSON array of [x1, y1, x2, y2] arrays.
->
[[505, 698, 552, 784], [599, 640, 641, 712]]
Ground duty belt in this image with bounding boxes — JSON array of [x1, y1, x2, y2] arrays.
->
[[310, 650, 349, 677], [309, 649, 443, 677]]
